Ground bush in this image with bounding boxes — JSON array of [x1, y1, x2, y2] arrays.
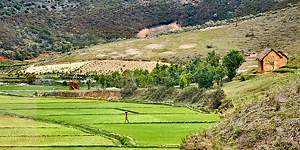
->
[[206, 44, 213, 48], [210, 87, 225, 109]]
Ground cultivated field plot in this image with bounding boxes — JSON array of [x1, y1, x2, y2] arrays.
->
[[78, 60, 169, 75], [24, 61, 91, 74], [0, 95, 219, 148], [0, 115, 114, 147], [0, 85, 69, 96]]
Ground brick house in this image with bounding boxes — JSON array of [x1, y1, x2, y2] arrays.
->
[[256, 48, 288, 73]]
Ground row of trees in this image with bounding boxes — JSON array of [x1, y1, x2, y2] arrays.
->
[[89, 50, 244, 91]]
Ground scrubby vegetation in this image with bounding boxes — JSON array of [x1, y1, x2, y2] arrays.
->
[[0, 0, 299, 61], [182, 57, 300, 149]]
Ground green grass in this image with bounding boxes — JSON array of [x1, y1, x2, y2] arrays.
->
[[0, 136, 113, 146], [0, 115, 114, 147], [3, 92, 36, 96], [0, 115, 61, 128], [125, 107, 199, 114], [4, 148, 178, 150], [0, 97, 98, 103], [94, 123, 213, 146], [10, 109, 124, 116], [45, 114, 218, 124], [0, 128, 90, 136], [0, 95, 219, 147], [0, 86, 68, 91]]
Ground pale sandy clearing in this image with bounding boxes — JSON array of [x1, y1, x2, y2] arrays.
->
[[137, 22, 182, 38], [162, 51, 176, 55], [179, 44, 197, 49], [96, 54, 107, 58], [146, 44, 164, 49]]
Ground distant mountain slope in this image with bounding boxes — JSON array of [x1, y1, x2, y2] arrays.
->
[[0, 0, 299, 61]]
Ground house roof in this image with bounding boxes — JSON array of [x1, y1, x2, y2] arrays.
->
[[277, 50, 289, 60], [256, 48, 283, 61]]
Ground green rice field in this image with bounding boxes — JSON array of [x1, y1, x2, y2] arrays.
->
[[0, 94, 219, 149]]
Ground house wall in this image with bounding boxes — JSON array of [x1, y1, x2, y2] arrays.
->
[[262, 51, 282, 72], [258, 61, 263, 73], [278, 53, 288, 67]]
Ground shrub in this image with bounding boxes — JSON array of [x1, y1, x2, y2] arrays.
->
[[206, 44, 213, 48], [210, 87, 226, 109]]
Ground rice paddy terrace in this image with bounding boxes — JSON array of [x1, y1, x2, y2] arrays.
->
[[0, 94, 219, 149]]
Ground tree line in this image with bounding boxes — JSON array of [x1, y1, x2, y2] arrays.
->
[[88, 50, 244, 93]]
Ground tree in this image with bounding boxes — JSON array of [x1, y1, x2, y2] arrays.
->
[[93, 74, 99, 89], [205, 50, 220, 67], [222, 49, 245, 80], [25, 73, 36, 84], [179, 75, 187, 89], [214, 65, 227, 85], [164, 76, 175, 88], [193, 64, 215, 89], [211, 87, 225, 109], [98, 74, 106, 89], [86, 79, 92, 90]]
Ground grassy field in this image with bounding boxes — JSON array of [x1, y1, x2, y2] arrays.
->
[[0, 115, 114, 147], [0, 94, 219, 149]]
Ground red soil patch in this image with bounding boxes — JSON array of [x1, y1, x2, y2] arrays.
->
[[38, 54, 50, 58], [24, 59, 38, 63], [0, 56, 12, 62]]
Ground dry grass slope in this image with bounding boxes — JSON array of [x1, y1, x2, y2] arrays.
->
[[51, 5, 300, 65], [182, 64, 300, 149]]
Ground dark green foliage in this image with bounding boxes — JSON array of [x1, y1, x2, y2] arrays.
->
[[62, 80, 68, 86], [193, 64, 215, 89], [164, 76, 175, 88], [86, 79, 91, 90], [205, 50, 220, 67], [210, 87, 225, 109], [179, 75, 187, 89], [222, 49, 245, 80], [121, 79, 137, 96]]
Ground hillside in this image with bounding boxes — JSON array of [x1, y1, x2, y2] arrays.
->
[[0, 0, 299, 61], [180, 5, 300, 148], [182, 57, 300, 149], [43, 4, 300, 65]]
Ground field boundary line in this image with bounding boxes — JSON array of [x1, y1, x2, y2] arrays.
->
[[0, 110, 138, 147], [9, 107, 169, 110], [0, 135, 95, 137], [0, 127, 61, 129], [0, 145, 180, 148], [41, 112, 201, 116], [93, 121, 219, 124]]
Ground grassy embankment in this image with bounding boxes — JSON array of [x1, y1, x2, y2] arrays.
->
[[182, 55, 300, 149]]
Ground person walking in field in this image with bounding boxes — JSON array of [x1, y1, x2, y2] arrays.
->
[[125, 111, 129, 123]]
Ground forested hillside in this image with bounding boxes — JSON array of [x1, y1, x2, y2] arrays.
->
[[0, 0, 299, 61]]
